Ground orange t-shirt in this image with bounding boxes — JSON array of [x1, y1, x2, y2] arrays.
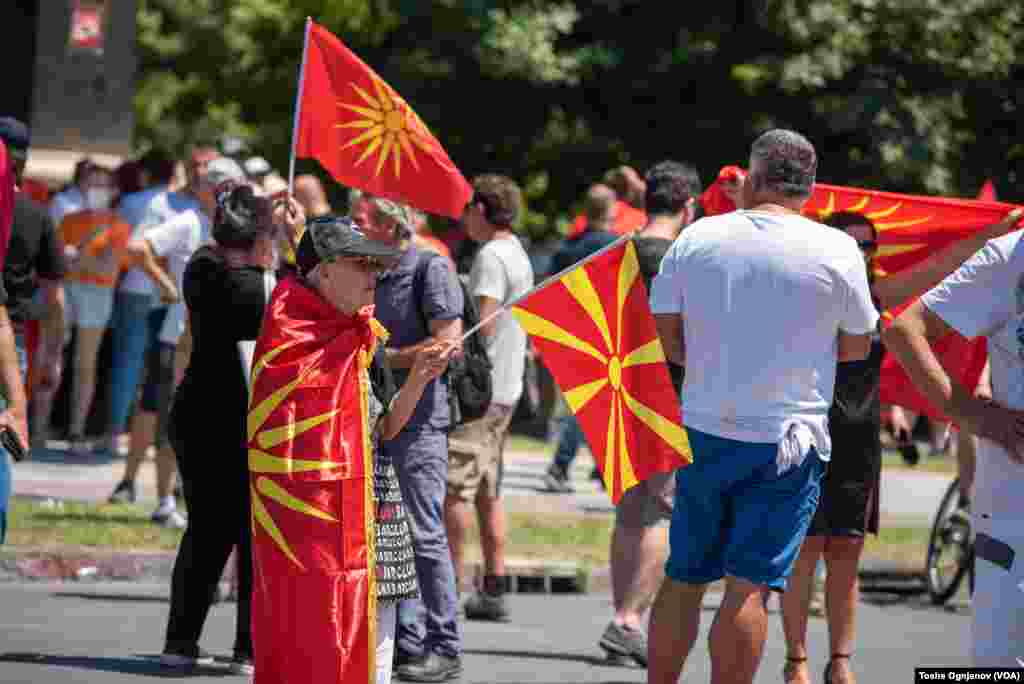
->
[[567, 200, 647, 238], [414, 233, 453, 262], [58, 209, 133, 288]]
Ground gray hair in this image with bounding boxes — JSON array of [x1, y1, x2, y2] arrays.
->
[[749, 129, 817, 199], [349, 188, 414, 239]]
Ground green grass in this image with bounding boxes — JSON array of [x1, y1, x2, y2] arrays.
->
[[863, 525, 930, 569], [5, 498, 931, 573], [881, 449, 956, 474], [6, 499, 184, 551], [506, 434, 549, 454]]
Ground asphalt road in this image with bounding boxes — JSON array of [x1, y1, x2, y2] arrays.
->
[[0, 582, 970, 683]]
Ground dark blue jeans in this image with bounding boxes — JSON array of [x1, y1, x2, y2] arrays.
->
[[552, 414, 587, 470], [0, 332, 28, 545], [386, 428, 461, 659], [107, 291, 157, 434]]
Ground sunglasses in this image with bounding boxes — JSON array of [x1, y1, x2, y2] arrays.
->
[[857, 240, 878, 253], [337, 255, 388, 273]]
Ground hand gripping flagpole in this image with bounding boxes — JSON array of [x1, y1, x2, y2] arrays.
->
[[460, 231, 636, 344], [287, 17, 313, 197]]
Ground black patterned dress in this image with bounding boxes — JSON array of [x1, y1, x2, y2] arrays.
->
[[367, 351, 419, 603]]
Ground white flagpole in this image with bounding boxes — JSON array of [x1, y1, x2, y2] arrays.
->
[[460, 231, 635, 343], [287, 17, 313, 197]]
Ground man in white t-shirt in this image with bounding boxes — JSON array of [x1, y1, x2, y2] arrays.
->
[[445, 174, 534, 623], [646, 130, 878, 684], [108, 155, 245, 528], [884, 224, 1024, 667]]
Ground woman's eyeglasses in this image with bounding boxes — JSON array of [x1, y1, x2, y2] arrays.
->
[[339, 255, 388, 273]]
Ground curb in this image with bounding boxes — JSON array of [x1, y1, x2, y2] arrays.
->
[[1, 549, 593, 594]]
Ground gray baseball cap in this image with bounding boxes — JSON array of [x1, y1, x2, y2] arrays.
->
[[205, 157, 247, 187], [295, 214, 400, 276]]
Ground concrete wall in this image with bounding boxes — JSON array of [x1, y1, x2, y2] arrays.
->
[[29, 0, 136, 159]]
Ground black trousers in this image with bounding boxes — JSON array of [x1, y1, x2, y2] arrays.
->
[[164, 399, 253, 657]]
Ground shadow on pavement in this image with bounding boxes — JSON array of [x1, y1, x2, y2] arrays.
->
[[463, 648, 639, 669], [53, 591, 169, 604], [27, 445, 120, 466], [0, 652, 231, 678]]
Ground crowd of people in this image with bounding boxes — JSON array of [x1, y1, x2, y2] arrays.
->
[[0, 113, 1020, 684]]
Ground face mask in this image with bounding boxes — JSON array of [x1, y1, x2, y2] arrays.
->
[[86, 188, 113, 210]]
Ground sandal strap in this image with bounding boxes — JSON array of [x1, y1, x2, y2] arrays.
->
[[786, 656, 808, 662], [831, 653, 852, 660]]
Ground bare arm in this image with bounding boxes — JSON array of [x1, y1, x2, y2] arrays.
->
[[126, 238, 179, 304], [386, 317, 462, 369], [837, 330, 872, 362], [654, 314, 684, 367], [0, 306, 28, 451], [882, 300, 1024, 461], [873, 209, 1022, 311], [476, 295, 500, 343]]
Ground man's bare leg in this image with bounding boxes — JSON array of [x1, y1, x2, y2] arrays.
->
[[155, 442, 177, 501], [647, 578, 707, 684], [781, 536, 826, 684], [443, 494, 471, 591], [121, 410, 156, 484], [612, 523, 668, 629], [823, 537, 865, 684], [709, 576, 771, 684]]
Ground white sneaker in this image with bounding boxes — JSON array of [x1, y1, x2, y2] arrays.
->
[[152, 507, 187, 529], [159, 649, 214, 667]]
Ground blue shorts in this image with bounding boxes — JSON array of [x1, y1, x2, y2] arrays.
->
[[666, 427, 825, 591]]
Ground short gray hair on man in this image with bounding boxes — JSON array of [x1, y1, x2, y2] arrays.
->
[[749, 129, 817, 199]]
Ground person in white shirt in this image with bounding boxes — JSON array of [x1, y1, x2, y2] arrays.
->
[[445, 174, 534, 623], [883, 224, 1024, 668], [107, 148, 212, 470], [646, 129, 878, 684], [49, 158, 96, 227], [108, 154, 245, 528]]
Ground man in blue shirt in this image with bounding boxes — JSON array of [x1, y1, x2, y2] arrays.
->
[[353, 191, 466, 683], [543, 184, 619, 492]]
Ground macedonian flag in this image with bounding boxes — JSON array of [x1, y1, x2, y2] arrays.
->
[[803, 182, 1021, 274], [248, 276, 385, 684], [293, 19, 472, 219], [802, 183, 1022, 421], [513, 241, 691, 503]]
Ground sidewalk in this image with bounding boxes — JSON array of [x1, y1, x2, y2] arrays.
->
[[5, 439, 952, 587]]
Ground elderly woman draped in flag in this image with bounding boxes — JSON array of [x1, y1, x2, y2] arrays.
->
[[248, 209, 453, 684]]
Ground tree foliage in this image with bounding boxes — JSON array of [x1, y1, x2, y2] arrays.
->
[[136, 1, 1024, 237]]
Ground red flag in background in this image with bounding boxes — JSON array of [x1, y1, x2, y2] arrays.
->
[[977, 179, 997, 202], [293, 20, 472, 219], [512, 240, 691, 503], [566, 200, 647, 238], [802, 183, 1021, 422]]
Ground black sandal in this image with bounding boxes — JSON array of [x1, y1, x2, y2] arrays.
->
[[783, 656, 807, 683], [823, 653, 851, 684]]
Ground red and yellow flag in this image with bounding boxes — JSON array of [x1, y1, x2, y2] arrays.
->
[[512, 241, 691, 503], [248, 276, 385, 684], [803, 182, 1021, 274], [802, 183, 1023, 421], [294, 20, 472, 219]]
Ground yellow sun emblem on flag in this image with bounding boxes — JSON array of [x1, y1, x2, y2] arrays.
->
[[812, 191, 933, 259], [246, 343, 347, 570], [512, 243, 691, 500], [336, 75, 437, 179]]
